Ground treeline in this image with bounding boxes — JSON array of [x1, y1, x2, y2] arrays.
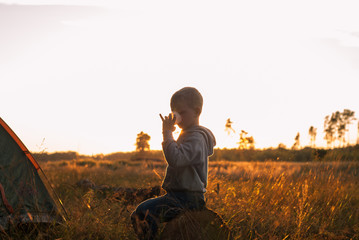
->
[[211, 145, 359, 162], [33, 145, 359, 162], [32, 151, 147, 162], [33, 151, 79, 161], [33, 150, 165, 162]]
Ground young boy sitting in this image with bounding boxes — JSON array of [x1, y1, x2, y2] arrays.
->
[[131, 87, 216, 240]]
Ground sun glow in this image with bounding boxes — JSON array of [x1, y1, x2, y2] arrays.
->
[[1, 0, 359, 154]]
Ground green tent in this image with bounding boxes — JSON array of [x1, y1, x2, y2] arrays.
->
[[0, 118, 66, 230]]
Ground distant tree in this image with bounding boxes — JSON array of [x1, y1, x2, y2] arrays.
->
[[238, 130, 248, 149], [324, 109, 356, 148], [337, 123, 346, 146], [238, 130, 255, 150], [278, 143, 287, 149], [324, 113, 339, 148], [135, 131, 151, 152], [341, 109, 356, 145], [225, 118, 235, 135], [291, 132, 300, 150], [308, 126, 317, 148], [247, 136, 255, 150]]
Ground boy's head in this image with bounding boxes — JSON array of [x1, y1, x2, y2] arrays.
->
[[170, 87, 203, 130]]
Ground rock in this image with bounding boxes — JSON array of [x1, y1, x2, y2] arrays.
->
[[75, 179, 95, 189], [75, 179, 161, 204], [160, 208, 232, 240], [112, 186, 161, 204]]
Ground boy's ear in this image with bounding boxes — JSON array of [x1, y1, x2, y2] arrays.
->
[[194, 107, 201, 116]]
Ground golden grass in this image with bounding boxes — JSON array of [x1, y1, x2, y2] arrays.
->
[[2, 159, 358, 239], [206, 161, 359, 239]]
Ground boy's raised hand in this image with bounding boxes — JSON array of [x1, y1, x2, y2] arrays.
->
[[159, 113, 176, 132]]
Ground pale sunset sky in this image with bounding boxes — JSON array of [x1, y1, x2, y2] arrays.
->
[[1, 0, 359, 154]]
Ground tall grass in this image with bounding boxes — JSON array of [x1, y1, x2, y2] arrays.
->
[[206, 161, 359, 239], [2, 159, 358, 239]]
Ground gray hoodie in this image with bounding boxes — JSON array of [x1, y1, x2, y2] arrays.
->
[[162, 125, 216, 193]]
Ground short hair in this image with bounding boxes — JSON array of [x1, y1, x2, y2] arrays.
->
[[170, 87, 203, 114]]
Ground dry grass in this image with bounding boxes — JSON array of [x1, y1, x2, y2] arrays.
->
[[206, 161, 359, 239], [3, 159, 359, 239]]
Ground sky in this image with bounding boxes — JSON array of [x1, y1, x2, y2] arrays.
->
[[1, 0, 359, 155]]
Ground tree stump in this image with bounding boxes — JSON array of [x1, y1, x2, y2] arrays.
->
[[160, 208, 232, 240]]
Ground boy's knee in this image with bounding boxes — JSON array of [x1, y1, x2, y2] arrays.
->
[[132, 204, 145, 218], [131, 205, 151, 223], [130, 210, 137, 222]]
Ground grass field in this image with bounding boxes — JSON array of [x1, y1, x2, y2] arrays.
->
[[3, 159, 359, 240]]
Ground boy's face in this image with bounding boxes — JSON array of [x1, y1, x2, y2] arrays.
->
[[172, 102, 200, 130]]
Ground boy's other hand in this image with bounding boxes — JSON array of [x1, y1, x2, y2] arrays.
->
[[160, 113, 176, 132]]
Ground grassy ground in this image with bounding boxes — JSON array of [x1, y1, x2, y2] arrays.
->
[[3, 159, 359, 239]]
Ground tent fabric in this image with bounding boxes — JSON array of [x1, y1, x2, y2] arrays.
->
[[0, 183, 14, 213], [0, 118, 39, 170], [0, 118, 65, 230]]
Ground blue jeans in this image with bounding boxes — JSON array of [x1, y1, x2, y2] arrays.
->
[[131, 191, 205, 240]]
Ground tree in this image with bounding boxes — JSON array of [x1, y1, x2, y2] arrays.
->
[[357, 121, 359, 145], [135, 131, 151, 152], [224, 118, 235, 135], [324, 109, 356, 148], [238, 130, 255, 150], [324, 112, 339, 148], [278, 143, 287, 149], [246, 136, 255, 150], [292, 132, 300, 150], [308, 126, 317, 148], [341, 109, 356, 145]]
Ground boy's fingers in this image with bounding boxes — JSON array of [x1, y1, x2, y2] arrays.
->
[[169, 113, 175, 122], [159, 114, 164, 121]]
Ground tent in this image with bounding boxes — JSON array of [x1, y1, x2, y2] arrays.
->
[[0, 118, 66, 230]]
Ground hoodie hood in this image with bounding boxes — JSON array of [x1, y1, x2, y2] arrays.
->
[[185, 125, 216, 156]]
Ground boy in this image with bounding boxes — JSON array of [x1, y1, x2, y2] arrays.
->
[[131, 87, 216, 240]]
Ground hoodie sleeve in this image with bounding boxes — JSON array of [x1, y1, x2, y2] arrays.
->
[[162, 130, 207, 168]]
